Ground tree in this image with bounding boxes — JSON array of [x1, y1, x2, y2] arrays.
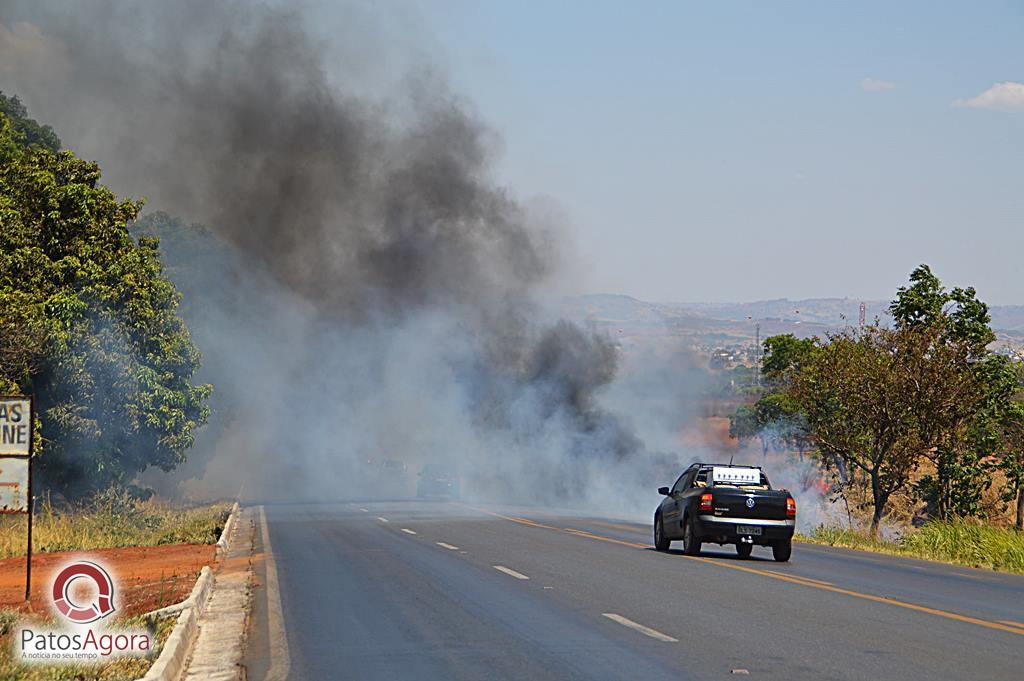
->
[[996, 401, 1024, 530], [726, 334, 814, 457], [754, 392, 809, 459], [761, 334, 817, 385], [0, 109, 210, 497], [890, 263, 995, 358], [786, 323, 984, 535], [729, 405, 759, 448], [891, 264, 1005, 519], [0, 92, 61, 153], [916, 354, 1020, 519]]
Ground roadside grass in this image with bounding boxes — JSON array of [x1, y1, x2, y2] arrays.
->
[[0, 495, 231, 559], [0, 608, 176, 680], [798, 521, 1024, 574]]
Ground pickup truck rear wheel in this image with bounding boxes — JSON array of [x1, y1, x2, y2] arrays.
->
[[772, 539, 792, 562], [654, 515, 670, 552], [735, 542, 753, 559], [682, 516, 701, 556]]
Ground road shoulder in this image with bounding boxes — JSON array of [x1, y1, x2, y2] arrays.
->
[[181, 506, 256, 681]]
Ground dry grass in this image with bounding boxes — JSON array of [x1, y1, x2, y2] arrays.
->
[[0, 493, 230, 560], [799, 521, 1024, 574], [0, 492, 225, 679]]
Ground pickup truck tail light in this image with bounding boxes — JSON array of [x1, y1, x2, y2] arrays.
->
[[699, 493, 713, 512], [786, 497, 797, 518]]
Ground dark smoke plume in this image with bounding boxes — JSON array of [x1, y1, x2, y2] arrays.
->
[[4, 2, 547, 315], [1, 0, 647, 505]]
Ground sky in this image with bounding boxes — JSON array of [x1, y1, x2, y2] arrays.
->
[[2, 1, 1021, 305], [388, 1, 1023, 304]]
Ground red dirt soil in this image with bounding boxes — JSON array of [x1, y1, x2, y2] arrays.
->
[[0, 544, 215, 619]]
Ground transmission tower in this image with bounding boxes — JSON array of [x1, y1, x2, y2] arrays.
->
[[859, 301, 866, 327], [754, 322, 761, 388]]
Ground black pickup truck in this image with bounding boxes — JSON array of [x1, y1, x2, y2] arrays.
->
[[654, 463, 796, 561]]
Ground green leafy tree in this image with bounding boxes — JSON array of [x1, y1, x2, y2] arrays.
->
[[727, 334, 814, 457], [976, 360, 1024, 529], [891, 264, 1005, 519], [754, 392, 809, 458], [890, 263, 995, 358], [996, 401, 1024, 530], [918, 355, 1020, 519], [761, 334, 817, 385], [0, 92, 61, 153], [0, 110, 210, 497], [729, 395, 788, 457], [728, 405, 759, 447], [786, 323, 983, 535]]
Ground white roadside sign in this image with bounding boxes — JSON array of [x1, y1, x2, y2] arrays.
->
[[0, 398, 31, 456], [0, 458, 29, 512], [712, 466, 761, 485]]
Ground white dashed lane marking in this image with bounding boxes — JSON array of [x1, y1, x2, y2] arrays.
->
[[401, 528, 417, 535], [493, 565, 529, 580], [602, 613, 678, 642], [436, 542, 460, 550], [377, 517, 389, 523]]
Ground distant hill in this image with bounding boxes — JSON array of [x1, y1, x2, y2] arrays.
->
[[558, 294, 1024, 343], [673, 298, 1024, 333], [991, 306, 1024, 333], [559, 294, 889, 326], [668, 298, 892, 326]]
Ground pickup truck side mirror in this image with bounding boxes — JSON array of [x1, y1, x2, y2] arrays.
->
[[658, 486, 670, 496]]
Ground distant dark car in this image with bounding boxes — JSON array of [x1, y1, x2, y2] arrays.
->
[[381, 459, 408, 474], [417, 463, 460, 498], [654, 463, 796, 561], [377, 458, 411, 493]]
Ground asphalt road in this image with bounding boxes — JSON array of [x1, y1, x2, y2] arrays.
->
[[244, 500, 1024, 681]]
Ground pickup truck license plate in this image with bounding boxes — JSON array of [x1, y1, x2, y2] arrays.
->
[[736, 525, 762, 536]]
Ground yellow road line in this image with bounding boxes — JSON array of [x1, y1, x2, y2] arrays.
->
[[590, 520, 649, 532], [484, 513, 841, 590], [763, 570, 834, 586], [470, 506, 1024, 638], [564, 528, 650, 549]]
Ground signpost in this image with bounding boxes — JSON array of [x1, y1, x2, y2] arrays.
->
[[0, 398, 31, 455], [0, 458, 29, 511], [0, 396, 33, 601]]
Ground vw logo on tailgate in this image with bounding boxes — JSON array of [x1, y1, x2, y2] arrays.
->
[[745, 497, 755, 508]]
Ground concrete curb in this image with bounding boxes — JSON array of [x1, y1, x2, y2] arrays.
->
[[144, 566, 213, 619], [181, 507, 253, 681], [216, 502, 240, 555], [136, 502, 241, 681], [140, 606, 198, 681]]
